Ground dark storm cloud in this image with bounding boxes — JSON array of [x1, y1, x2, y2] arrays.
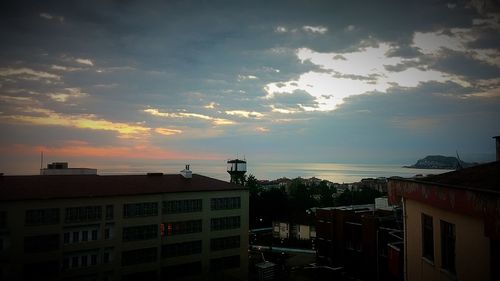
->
[[431, 49, 500, 80]]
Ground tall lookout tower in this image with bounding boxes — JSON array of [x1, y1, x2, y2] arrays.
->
[[227, 158, 247, 185]]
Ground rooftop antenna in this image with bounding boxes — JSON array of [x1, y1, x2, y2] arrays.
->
[[40, 151, 44, 170], [455, 150, 463, 170]]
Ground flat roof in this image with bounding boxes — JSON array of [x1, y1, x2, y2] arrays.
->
[[0, 174, 246, 201], [390, 161, 500, 194]]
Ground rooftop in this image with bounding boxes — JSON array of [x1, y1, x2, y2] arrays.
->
[[391, 161, 500, 194], [0, 174, 246, 201]]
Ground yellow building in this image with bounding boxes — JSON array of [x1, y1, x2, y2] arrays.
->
[[388, 161, 500, 281], [0, 169, 249, 281]]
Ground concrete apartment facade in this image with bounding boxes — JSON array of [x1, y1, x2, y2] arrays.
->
[[0, 172, 249, 281], [388, 161, 500, 281]]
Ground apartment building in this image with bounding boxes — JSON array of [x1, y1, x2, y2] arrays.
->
[[388, 160, 500, 281], [0, 169, 249, 281], [315, 204, 403, 281]]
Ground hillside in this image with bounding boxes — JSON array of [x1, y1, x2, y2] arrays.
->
[[405, 155, 478, 169]]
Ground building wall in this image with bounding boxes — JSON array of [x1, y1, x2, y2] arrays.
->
[[405, 199, 490, 281], [0, 189, 249, 281]]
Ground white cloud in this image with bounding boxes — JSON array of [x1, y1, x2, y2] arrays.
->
[[39, 12, 64, 22], [0, 67, 61, 81], [144, 108, 235, 125], [204, 102, 218, 109], [40, 13, 53, 20], [269, 105, 301, 114], [75, 58, 94, 66], [237, 74, 258, 81], [48, 88, 88, 102], [302, 25, 328, 34], [256, 126, 269, 133], [225, 110, 264, 119], [155, 128, 182, 136], [265, 42, 470, 111], [275, 26, 288, 33], [51, 65, 82, 72], [345, 25, 356, 32]]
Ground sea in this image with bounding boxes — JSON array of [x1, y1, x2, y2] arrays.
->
[[100, 161, 453, 184]]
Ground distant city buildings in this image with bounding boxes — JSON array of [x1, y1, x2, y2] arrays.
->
[[0, 165, 249, 281]]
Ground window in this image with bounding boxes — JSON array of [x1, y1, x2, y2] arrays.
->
[[25, 208, 59, 225], [62, 250, 100, 270], [121, 247, 157, 266], [211, 216, 240, 231], [210, 255, 240, 272], [23, 260, 59, 280], [91, 229, 98, 240], [123, 224, 158, 241], [64, 232, 70, 244], [91, 254, 98, 266], [211, 197, 241, 210], [72, 256, 79, 267], [24, 234, 59, 253], [211, 235, 240, 251], [63, 225, 99, 244], [81, 255, 88, 267], [441, 220, 456, 273], [0, 211, 6, 228], [164, 220, 202, 236], [73, 231, 80, 243], [422, 214, 434, 261], [161, 262, 202, 280], [65, 206, 102, 223], [123, 202, 158, 218], [82, 230, 88, 241], [105, 205, 114, 220], [161, 240, 202, 258], [162, 199, 202, 214]]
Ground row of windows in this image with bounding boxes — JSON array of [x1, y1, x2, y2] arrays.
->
[[62, 250, 102, 270], [421, 213, 456, 273], [211, 235, 241, 251], [65, 206, 102, 223], [25, 205, 112, 226], [161, 262, 202, 279], [210, 255, 241, 272], [24, 234, 60, 253], [63, 228, 99, 244], [160, 236, 240, 258], [23, 197, 241, 226], [164, 220, 202, 236], [23, 218, 240, 250], [162, 199, 202, 214], [161, 240, 202, 258], [123, 202, 158, 218], [123, 224, 158, 241], [211, 197, 241, 210], [121, 247, 158, 266], [211, 216, 240, 231], [25, 208, 59, 225]]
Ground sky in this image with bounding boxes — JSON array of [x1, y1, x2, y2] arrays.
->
[[1, 0, 500, 175]]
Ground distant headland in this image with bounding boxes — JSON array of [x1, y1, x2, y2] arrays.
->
[[404, 155, 478, 170]]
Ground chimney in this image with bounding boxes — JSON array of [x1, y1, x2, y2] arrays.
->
[[494, 136, 500, 161], [181, 164, 192, 179]]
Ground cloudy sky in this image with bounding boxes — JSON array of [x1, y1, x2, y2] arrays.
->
[[1, 0, 499, 174]]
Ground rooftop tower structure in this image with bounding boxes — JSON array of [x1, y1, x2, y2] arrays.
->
[[227, 159, 246, 185]]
